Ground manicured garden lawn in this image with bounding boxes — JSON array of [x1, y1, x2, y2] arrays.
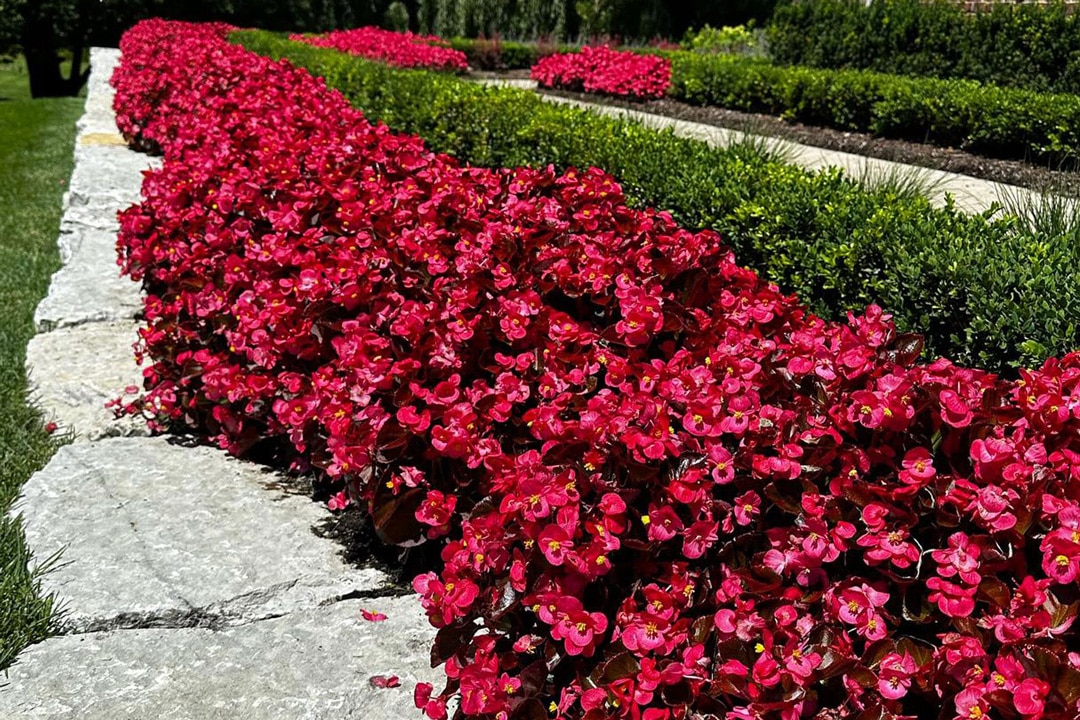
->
[[0, 59, 83, 670]]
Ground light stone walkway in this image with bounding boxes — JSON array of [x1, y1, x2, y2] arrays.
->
[[478, 78, 1055, 216], [0, 48, 439, 720]]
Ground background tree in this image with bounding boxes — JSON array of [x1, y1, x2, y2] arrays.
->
[[0, 0, 779, 99], [0, 0, 395, 98]]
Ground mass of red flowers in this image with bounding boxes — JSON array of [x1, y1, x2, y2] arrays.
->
[[531, 46, 671, 100], [114, 19, 1080, 720], [291, 26, 468, 71]]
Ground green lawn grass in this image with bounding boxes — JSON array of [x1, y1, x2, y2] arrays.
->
[[0, 59, 84, 670]]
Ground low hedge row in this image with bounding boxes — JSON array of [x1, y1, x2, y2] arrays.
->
[[121, 20, 1080, 720], [444, 37, 577, 70], [667, 52, 1080, 164], [768, 0, 1080, 95], [236, 30, 1080, 375]]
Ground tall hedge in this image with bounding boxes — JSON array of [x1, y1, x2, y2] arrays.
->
[[768, 0, 1080, 95], [235, 30, 1080, 375]]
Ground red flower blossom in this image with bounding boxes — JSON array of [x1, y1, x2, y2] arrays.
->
[[113, 21, 1080, 720], [293, 27, 467, 71], [531, 46, 671, 100]]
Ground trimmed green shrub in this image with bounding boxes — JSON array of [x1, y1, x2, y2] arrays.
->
[[768, 0, 1080, 95], [236, 30, 1080, 374], [668, 52, 1080, 163], [683, 23, 763, 56], [444, 37, 577, 69], [383, 1, 410, 32]]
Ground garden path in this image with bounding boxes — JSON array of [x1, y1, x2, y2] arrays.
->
[[480, 78, 1055, 216], [0, 48, 439, 720]]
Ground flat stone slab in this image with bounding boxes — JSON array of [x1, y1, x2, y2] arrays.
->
[[14, 437, 390, 634], [35, 227, 141, 331], [57, 204, 123, 234], [0, 596, 439, 720], [75, 48, 122, 138], [65, 143, 156, 211], [25, 320, 147, 440]]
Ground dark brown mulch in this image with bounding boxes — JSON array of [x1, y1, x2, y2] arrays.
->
[[518, 84, 1080, 198]]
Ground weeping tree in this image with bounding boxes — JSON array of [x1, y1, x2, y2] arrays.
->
[[516, 0, 567, 39]]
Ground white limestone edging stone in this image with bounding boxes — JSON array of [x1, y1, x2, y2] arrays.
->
[[18, 438, 392, 634], [25, 319, 147, 440], [0, 596, 442, 720], [3, 46, 439, 720]]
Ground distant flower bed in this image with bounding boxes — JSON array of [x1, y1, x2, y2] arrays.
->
[[531, 46, 671, 99], [291, 27, 468, 71], [115, 19, 1080, 720]]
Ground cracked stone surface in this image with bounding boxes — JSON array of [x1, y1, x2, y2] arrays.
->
[[34, 227, 142, 330], [14, 437, 391, 634], [66, 143, 157, 210], [25, 320, 147, 440], [0, 597, 439, 720]]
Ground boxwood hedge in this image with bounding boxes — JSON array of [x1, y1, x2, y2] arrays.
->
[[667, 52, 1080, 164], [768, 0, 1080, 95], [443, 37, 578, 70], [236, 30, 1080, 375]]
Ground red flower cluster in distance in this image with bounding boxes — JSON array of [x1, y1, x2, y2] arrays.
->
[[292, 26, 468, 71], [114, 19, 1080, 720], [531, 46, 671, 100]]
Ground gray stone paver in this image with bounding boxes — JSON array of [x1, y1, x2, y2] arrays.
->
[[17, 437, 391, 634], [33, 226, 143, 330], [25, 319, 147, 440], [3, 47, 437, 720], [477, 78, 1050, 215], [0, 597, 441, 720]]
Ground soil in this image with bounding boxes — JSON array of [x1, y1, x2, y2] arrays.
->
[[476, 76, 1080, 198]]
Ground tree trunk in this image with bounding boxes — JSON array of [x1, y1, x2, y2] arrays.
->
[[64, 0, 91, 95], [20, 0, 90, 98], [20, 2, 67, 97]]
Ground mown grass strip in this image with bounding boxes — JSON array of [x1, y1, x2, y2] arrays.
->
[[0, 62, 82, 671]]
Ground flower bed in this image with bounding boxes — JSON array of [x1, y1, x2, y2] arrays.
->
[[117, 19, 1080, 720], [291, 27, 468, 71], [531, 46, 671, 100], [240, 30, 1080, 376]]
